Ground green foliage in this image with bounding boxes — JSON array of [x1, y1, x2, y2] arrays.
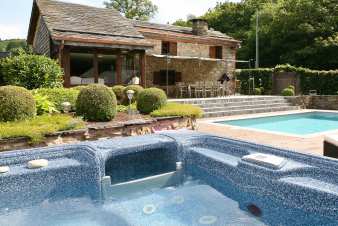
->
[[0, 86, 36, 122], [0, 114, 85, 143], [137, 88, 167, 114], [33, 93, 58, 115], [203, 0, 338, 70], [0, 39, 26, 52], [112, 85, 126, 104], [151, 103, 203, 118], [117, 103, 136, 113], [172, 19, 192, 27], [235, 68, 273, 94], [254, 88, 262, 95], [104, 0, 158, 20], [76, 84, 117, 122], [33, 88, 79, 112], [282, 88, 295, 96], [0, 53, 64, 89], [124, 85, 144, 104]]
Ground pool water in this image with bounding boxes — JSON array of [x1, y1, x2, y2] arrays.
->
[[218, 112, 338, 135], [0, 179, 266, 226]]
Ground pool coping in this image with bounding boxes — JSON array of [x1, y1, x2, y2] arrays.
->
[[202, 109, 338, 139]]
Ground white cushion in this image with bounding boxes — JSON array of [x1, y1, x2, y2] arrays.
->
[[98, 78, 105, 84], [70, 76, 82, 85], [324, 135, 338, 147], [242, 153, 286, 169], [82, 78, 95, 84], [27, 159, 49, 169], [0, 166, 9, 173]]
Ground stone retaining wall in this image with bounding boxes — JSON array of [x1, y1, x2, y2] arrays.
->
[[286, 95, 338, 110], [0, 117, 196, 152]]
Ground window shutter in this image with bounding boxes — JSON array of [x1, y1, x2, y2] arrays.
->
[[209, 46, 216, 58], [153, 71, 161, 85], [170, 42, 178, 56], [176, 72, 182, 83]]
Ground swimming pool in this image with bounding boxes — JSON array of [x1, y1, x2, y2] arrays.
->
[[217, 111, 338, 136], [0, 132, 337, 226]]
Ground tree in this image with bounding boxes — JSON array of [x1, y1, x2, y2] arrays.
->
[[104, 0, 158, 21], [203, 0, 338, 70]]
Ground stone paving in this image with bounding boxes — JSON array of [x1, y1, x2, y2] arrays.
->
[[197, 110, 338, 156]]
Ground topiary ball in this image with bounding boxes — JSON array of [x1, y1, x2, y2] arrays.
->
[[282, 88, 295, 96], [112, 85, 126, 105], [137, 88, 167, 114], [0, 85, 36, 122], [123, 85, 144, 104], [76, 84, 117, 122]]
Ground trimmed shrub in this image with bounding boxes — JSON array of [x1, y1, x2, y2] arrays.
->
[[0, 53, 63, 89], [151, 103, 203, 118], [76, 84, 117, 122], [33, 88, 79, 112], [137, 88, 167, 114], [282, 88, 295, 96], [0, 85, 36, 121], [123, 85, 144, 104], [254, 88, 262, 95], [112, 85, 126, 104]]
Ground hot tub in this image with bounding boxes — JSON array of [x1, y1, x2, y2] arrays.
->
[[0, 132, 337, 226]]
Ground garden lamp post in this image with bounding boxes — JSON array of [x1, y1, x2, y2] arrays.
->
[[126, 90, 135, 115]]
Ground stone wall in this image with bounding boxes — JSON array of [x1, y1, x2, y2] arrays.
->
[[145, 56, 235, 97], [144, 39, 237, 97], [286, 95, 338, 110]]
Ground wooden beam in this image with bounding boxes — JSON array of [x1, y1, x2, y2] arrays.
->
[[116, 54, 122, 85], [93, 52, 99, 83], [62, 47, 71, 87], [140, 51, 146, 87]]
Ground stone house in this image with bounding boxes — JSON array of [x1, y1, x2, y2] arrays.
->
[[27, 0, 240, 96]]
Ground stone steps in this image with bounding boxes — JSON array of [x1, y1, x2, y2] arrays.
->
[[203, 106, 300, 118], [169, 96, 300, 118]]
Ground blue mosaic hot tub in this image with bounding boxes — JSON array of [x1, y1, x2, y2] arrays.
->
[[0, 131, 337, 226]]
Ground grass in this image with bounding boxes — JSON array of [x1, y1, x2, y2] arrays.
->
[[0, 114, 85, 143], [151, 103, 203, 118]]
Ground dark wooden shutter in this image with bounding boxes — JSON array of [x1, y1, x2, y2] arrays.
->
[[153, 71, 161, 85], [176, 72, 182, 83], [209, 46, 216, 59], [170, 42, 177, 56], [216, 46, 223, 59]]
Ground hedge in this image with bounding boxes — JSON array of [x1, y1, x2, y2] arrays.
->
[[0, 53, 64, 89], [235, 68, 273, 95], [236, 64, 338, 95]]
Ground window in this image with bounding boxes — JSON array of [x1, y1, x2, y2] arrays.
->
[[153, 70, 182, 86], [209, 46, 223, 59], [98, 54, 116, 85], [121, 53, 140, 84], [161, 41, 177, 56], [70, 53, 94, 85]]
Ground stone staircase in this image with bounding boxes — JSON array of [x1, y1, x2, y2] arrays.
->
[[169, 96, 300, 118]]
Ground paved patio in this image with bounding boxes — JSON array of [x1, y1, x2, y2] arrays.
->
[[197, 110, 338, 156]]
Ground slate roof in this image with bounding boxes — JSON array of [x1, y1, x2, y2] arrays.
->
[[31, 0, 239, 47], [34, 0, 152, 47], [133, 20, 239, 42]]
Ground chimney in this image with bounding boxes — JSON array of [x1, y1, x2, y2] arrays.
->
[[190, 19, 209, 36]]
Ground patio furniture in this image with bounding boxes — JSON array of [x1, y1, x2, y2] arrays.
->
[[176, 82, 190, 98], [204, 81, 214, 97], [192, 82, 204, 98], [324, 135, 338, 159]]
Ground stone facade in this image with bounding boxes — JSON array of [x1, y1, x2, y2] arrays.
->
[[145, 39, 237, 97], [286, 95, 338, 110]]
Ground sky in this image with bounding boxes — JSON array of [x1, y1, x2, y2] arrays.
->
[[0, 0, 240, 40]]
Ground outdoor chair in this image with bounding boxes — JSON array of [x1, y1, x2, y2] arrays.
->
[[195, 82, 204, 98], [176, 82, 190, 98], [204, 81, 214, 97]]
